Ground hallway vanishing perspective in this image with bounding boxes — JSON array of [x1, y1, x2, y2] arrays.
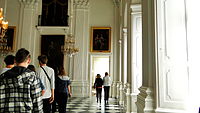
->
[[54, 96, 125, 113]]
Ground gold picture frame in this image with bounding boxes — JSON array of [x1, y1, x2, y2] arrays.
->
[[90, 27, 111, 52], [3, 26, 16, 51]]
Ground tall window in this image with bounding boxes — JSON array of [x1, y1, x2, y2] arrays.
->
[[41, 0, 69, 26]]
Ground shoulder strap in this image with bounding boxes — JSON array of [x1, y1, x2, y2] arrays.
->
[[40, 66, 51, 84]]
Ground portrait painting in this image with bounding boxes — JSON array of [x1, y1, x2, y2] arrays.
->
[[90, 27, 111, 52], [2, 26, 16, 51], [41, 35, 65, 74]]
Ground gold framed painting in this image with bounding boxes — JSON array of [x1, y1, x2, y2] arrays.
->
[[2, 26, 16, 51], [90, 27, 111, 52]]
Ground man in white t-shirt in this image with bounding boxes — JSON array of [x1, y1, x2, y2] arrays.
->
[[103, 72, 112, 104], [37, 55, 55, 113], [0, 55, 15, 75]]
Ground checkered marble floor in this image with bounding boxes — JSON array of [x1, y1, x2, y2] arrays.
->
[[54, 96, 125, 113]]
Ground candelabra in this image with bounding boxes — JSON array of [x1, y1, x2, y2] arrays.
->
[[0, 8, 8, 38], [0, 8, 9, 56], [62, 34, 79, 57]]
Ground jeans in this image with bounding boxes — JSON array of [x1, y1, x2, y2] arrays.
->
[[104, 86, 110, 101], [43, 98, 52, 113], [96, 88, 102, 103]]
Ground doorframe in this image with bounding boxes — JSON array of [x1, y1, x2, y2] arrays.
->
[[89, 53, 113, 97]]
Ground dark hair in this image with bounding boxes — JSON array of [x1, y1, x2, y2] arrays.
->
[[97, 74, 101, 78], [4, 55, 15, 65], [27, 65, 36, 72], [15, 48, 30, 64], [38, 55, 48, 64], [105, 72, 108, 76], [58, 66, 66, 76]]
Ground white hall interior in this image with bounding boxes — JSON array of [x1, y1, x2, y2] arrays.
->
[[0, 0, 200, 113]]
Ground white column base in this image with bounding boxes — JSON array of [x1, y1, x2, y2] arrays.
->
[[71, 80, 90, 97], [119, 82, 124, 105], [123, 84, 127, 108], [111, 81, 117, 98], [136, 86, 155, 113], [130, 93, 138, 113], [116, 82, 121, 99], [126, 84, 131, 113]]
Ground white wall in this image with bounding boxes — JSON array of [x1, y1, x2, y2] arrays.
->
[[89, 0, 114, 27], [88, 0, 115, 97]]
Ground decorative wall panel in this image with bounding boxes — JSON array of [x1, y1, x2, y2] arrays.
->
[[157, 0, 188, 110]]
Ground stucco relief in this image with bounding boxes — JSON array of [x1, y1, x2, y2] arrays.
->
[[131, 0, 141, 4], [19, 0, 39, 8], [113, 0, 120, 7], [74, 0, 89, 9]]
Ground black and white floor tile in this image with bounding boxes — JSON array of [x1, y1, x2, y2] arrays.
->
[[54, 96, 125, 113]]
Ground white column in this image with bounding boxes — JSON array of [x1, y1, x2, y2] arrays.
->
[[126, 0, 132, 112], [71, 0, 90, 97], [117, 39, 122, 99], [112, 0, 121, 98], [136, 0, 155, 113], [130, 4, 142, 113], [119, 27, 127, 106], [122, 28, 128, 84]]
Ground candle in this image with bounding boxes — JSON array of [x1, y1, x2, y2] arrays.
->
[[0, 17, 3, 24], [2, 20, 8, 29], [0, 8, 3, 17]]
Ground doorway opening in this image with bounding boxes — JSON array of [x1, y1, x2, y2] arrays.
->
[[91, 55, 110, 96], [41, 35, 64, 75]]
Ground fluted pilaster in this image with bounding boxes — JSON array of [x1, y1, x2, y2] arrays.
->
[[17, 0, 39, 51]]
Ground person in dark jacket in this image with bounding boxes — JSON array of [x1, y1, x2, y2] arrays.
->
[[94, 74, 103, 103], [0, 48, 43, 112], [52, 66, 71, 113]]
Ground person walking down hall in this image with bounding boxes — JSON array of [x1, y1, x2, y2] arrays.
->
[[37, 55, 55, 113], [103, 72, 112, 104], [94, 74, 103, 103], [0, 48, 43, 112], [53, 66, 71, 113], [0, 55, 15, 74]]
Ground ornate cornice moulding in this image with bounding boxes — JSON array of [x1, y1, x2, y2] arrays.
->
[[113, 0, 120, 7], [19, 0, 39, 8], [73, 0, 89, 9]]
